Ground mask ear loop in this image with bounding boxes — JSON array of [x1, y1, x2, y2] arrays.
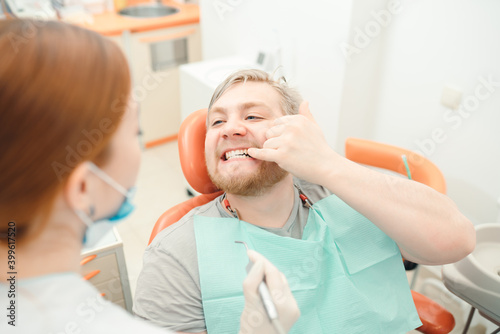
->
[[87, 162, 129, 197], [76, 205, 95, 245], [76, 162, 134, 229], [74, 207, 94, 228]]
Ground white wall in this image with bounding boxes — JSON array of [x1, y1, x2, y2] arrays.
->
[[359, 0, 500, 224], [336, 0, 393, 151], [199, 0, 500, 224], [199, 0, 353, 146]]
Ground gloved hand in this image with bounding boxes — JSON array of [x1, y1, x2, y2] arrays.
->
[[239, 250, 300, 334]]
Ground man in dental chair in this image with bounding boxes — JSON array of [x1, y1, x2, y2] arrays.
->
[[133, 69, 475, 334]]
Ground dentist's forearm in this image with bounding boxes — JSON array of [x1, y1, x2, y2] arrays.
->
[[318, 152, 476, 265]]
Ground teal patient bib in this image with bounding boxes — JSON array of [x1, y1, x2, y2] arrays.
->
[[194, 194, 422, 333]]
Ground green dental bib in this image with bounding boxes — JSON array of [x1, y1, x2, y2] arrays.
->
[[194, 194, 421, 333]]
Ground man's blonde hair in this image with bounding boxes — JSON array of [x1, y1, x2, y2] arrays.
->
[[208, 69, 302, 115]]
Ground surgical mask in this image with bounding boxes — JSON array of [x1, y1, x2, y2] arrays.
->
[[74, 162, 136, 248]]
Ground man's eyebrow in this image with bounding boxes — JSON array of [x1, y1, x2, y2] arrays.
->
[[207, 101, 273, 123], [209, 102, 270, 116], [206, 107, 225, 127], [239, 101, 271, 111], [209, 106, 226, 116], [206, 107, 226, 127]]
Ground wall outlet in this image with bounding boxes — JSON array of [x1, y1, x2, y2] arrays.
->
[[441, 85, 463, 110]]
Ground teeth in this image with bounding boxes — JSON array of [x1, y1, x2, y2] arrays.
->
[[225, 149, 251, 160]]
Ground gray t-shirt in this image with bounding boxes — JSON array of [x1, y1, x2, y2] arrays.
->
[[133, 179, 331, 333]]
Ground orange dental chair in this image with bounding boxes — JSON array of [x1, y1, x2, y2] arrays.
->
[[149, 109, 455, 334]]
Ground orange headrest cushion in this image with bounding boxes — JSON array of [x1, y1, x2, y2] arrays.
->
[[178, 109, 219, 194]]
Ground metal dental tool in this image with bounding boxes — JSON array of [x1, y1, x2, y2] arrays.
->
[[235, 241, 286, 334]]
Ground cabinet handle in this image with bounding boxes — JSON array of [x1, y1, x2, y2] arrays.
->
[[80, 254, 97, 266], [83, 270, 100, 281], [139, 28, 196, 44]]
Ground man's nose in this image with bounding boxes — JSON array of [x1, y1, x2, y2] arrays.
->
[[222, 118, 247, 138]]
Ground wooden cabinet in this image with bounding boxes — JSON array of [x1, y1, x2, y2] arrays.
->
[[117, 24, 202, 144]]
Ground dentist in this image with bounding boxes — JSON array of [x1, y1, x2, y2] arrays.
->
[[0, 19, 298, 334]]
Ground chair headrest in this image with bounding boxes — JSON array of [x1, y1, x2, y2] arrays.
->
[[178, 109, 219, 194], [345, 137, 446, 194]]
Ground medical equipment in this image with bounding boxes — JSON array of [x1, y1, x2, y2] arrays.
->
[[235, 241, 286, 334], [442, 223, 500, 332]]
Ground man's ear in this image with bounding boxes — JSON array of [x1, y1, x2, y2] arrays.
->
[[64, 162, 92, 213]]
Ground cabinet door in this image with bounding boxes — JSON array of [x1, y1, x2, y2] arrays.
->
[[127, 24, 202, 144], [80, 228, 133, 312]]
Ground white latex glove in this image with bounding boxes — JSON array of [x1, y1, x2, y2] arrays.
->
[[239, 250, 300, 334], [248, 101, 341, 186]]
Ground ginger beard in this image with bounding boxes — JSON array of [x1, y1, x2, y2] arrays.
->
[[206, 149, 289, 197]]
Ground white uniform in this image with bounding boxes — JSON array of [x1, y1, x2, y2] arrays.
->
[[0, 272, 171, 334]]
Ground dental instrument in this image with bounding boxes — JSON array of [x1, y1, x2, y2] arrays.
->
[[235, 241, 286, 334]]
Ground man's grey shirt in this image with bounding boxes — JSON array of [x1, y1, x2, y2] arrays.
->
[[133, 179, 331, 333]]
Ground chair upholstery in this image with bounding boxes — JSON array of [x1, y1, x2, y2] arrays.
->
[[411, 291, 456, 334], [148, 114, 455, 333], [178, 109, 218, 194], [345, 137, 446, 194], [148, 109, 221, 245]]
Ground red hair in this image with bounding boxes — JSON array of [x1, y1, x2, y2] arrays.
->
[[0, 20, 131, 241]]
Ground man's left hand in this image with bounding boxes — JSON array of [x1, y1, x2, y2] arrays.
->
[[248, 101, 338, 185]]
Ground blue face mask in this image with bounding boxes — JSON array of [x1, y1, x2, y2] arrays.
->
[[74, 162, 136, 248], [107, 188, 136, 222]]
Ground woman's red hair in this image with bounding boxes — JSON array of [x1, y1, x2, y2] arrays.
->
[[0, 19, 131, 241]]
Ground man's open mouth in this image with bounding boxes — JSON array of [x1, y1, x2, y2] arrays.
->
[[222, 149, 253, 161]]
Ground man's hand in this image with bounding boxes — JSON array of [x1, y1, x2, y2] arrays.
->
[[251, 101, 474, 265], [239, 250, 300, 334], [248, 101, 339, 185]]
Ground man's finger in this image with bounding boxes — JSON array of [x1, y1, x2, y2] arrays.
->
[[273, 115, 294, 126], [265, 124, 286, 139], [262, 137, 281, 150], [247, 147, 277, 162], [298, 101, 315, 122]]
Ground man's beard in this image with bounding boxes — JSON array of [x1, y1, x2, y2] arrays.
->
[[208, 160, 289, 196]]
